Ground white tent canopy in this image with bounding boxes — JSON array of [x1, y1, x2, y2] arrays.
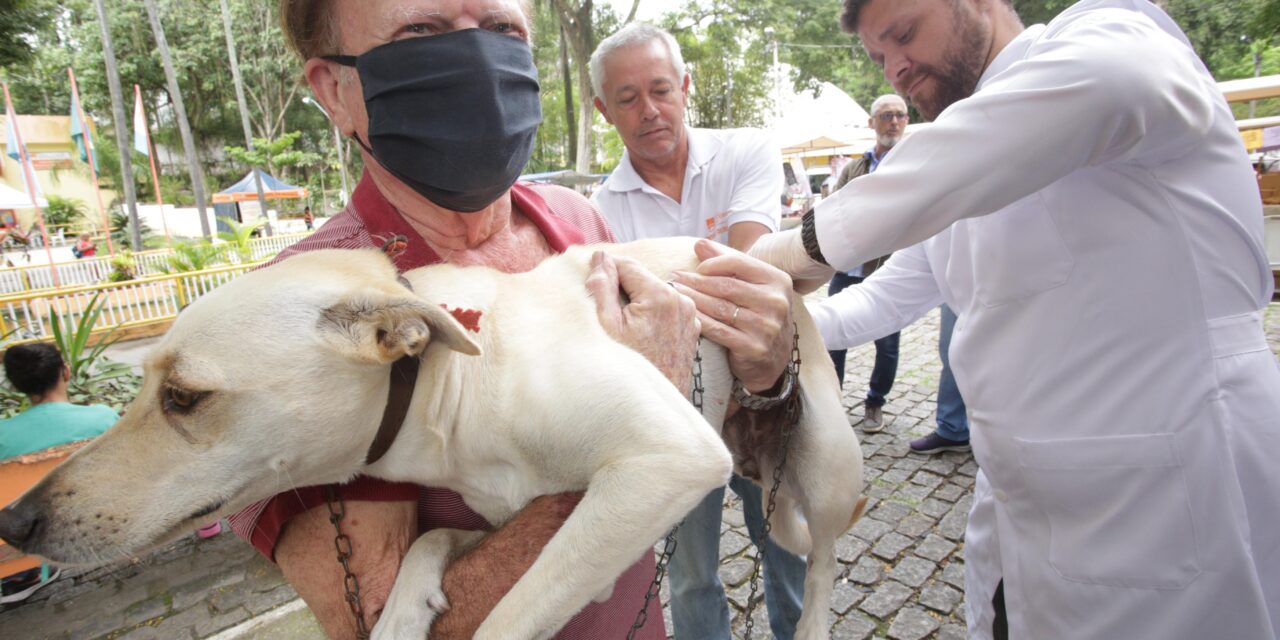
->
[[773, 82, 875, 155], [0, 182, 47, 210]]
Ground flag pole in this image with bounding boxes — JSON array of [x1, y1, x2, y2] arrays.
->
[[68, 67, 116, 256], [2, 82, 61, 288], [134, 84, 170, 241]]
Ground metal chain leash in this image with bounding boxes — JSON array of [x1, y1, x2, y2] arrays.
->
[[742, 326, 801, 640], [628, 345, 704, 638], [326, 486, 372, 640]]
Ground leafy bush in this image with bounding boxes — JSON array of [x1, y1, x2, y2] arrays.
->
[[110, 210, 156, 249], [108, 250, 138, 282]]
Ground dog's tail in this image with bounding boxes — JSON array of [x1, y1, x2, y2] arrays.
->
[[765, 493, 812, 556]]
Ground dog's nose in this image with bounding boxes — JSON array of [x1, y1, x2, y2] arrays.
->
[[0, 501, 43, 549]]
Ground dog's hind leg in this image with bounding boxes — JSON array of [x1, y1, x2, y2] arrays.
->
[[372, 528, 485, 640]]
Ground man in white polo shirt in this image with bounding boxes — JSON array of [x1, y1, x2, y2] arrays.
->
[[590, 23, 803, 640], [590, 25, 780, 252]]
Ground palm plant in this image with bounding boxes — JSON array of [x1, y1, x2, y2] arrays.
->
[[216, 219, 266, 263], [44, 195, 89, 236], [47, 294, 138, 411], [162, 240, 225, 273], [49, 293, 121, 384]]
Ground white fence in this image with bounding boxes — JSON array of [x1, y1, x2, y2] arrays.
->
[[0, 231, 310, 295], [0, 262, 262, 347]]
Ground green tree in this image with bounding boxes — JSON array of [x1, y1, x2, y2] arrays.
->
[[225, 131, 322, 183], [670, 12, 773, 129]]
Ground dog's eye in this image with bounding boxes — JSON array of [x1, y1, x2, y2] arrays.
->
[[163, 387, 205, 414]]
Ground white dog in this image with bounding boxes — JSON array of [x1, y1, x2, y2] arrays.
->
[[0, 238, 864, 639]]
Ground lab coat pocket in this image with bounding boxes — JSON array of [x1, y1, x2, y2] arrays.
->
[[969, 194, 1074, 307], [1015, 433, 1201, 590]]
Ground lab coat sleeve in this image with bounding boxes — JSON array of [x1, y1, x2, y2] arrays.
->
[[813, 10, 1218, 271], [807, 242, 943, 350]]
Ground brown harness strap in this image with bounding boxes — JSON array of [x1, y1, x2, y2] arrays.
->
[[364, 354, 420, 465]]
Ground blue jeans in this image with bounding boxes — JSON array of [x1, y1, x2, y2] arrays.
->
[[668, 475, 806, 640], [936, 305, 969, 441], [827, 272, 900, 406]]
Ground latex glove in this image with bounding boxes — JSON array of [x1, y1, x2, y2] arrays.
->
[[746, 227, 834, 294]]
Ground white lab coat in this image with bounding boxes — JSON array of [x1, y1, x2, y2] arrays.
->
[[809, 1, 1280, 638]]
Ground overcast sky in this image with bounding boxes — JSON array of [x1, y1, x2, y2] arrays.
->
[[602, 0, 685, 23]]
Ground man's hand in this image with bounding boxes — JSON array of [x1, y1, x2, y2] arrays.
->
[[586, 251, 701, 395], [670, 239, 793, 393], [277, 500, 417, 640], [432, 493, 583, 638]]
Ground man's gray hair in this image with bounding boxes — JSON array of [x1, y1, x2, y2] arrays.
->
[[869, 94, 906, 115], [589, 23, 687, 99]]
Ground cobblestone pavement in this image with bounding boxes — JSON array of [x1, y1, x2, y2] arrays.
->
[[1, 304, 1277, 639]]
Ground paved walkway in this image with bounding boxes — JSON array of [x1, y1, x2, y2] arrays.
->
[[2, 304, 1277, 639]]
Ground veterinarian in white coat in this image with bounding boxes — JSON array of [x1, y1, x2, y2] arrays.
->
[[753, 0, 1280, 638]]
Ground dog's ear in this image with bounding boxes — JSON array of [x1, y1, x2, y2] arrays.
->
[[318, 294, 482, 364]]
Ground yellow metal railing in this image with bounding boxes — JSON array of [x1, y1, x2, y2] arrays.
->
[[0, 231, 310, 295], [0, 261, 266, 347]]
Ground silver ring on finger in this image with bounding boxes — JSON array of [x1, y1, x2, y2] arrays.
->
[[731, 305, 741, 325]]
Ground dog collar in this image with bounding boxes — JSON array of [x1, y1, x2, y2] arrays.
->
[[365, 354, 420, 465]]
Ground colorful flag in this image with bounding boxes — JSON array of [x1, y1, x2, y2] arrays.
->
[[69, 90, 87, 160], [3, 114, 42, 203], [132, 90, 150, 157], [68, 90, 97, 172], [4, 114, 19, 161]]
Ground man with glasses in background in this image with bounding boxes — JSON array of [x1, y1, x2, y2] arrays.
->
[[827, 94, 909, 432]]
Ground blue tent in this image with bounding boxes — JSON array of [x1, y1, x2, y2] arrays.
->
[[212, 171, 308, 233], [213, 171, 308, 204]]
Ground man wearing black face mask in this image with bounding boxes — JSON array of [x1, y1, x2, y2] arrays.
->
[[226, 2, 799, 639]]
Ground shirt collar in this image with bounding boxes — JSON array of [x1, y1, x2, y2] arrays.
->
[[605, 127, 723, 193], [349, 172, 585, 271], [864, 147, 887, 170], [977, 24, 1046, 89]]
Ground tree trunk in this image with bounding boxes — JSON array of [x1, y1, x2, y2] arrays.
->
[[219, 0, 271, 236], [552, 0, 598, 174], [575, 67, 593, 173], [92, 0, 143, 251], [143, 0, 212, 239], [559, 25, 577, 165]]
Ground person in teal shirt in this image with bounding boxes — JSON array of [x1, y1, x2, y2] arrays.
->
[[0, 343, 117, 459]]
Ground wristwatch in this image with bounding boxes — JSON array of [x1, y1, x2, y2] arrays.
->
[[801, 209, 829, 266], [732, 367, 797, 411]]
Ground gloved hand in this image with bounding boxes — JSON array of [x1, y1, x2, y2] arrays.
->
[[747, 226, 835, 294]]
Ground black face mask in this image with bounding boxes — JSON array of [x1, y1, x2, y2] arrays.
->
[[325, 29, 541, 212]]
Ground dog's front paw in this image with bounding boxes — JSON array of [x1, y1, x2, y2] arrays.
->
[[426, 589, 450, 614], [370, 600, 439, 640]]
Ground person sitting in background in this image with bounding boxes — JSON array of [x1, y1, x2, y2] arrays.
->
[[0, 343, 117, 459], [0, 342, 118, 603]]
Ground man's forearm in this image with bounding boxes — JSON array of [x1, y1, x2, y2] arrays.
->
[[728, 220, 772, 253], [431, 493, 583, 638]]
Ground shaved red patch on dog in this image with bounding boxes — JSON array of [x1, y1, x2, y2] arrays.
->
[[442, 305, 483, 333]]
